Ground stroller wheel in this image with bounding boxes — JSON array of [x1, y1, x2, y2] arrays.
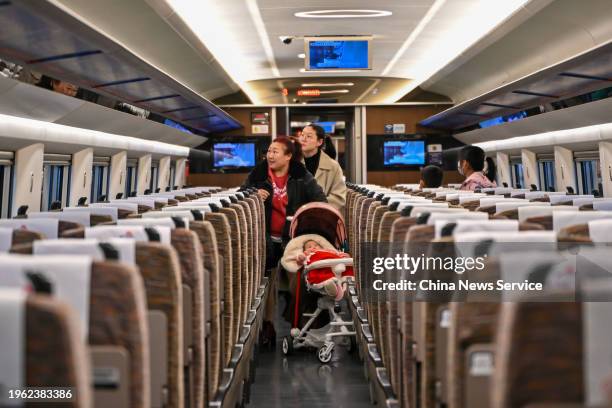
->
[[282, 336, 293, 355], [317, 344, 334, 364]]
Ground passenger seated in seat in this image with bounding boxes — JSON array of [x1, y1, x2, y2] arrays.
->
[[419, 165, 443, 188], [458, 145, 497, 190]]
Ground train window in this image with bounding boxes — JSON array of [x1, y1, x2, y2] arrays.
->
[[125, 164, 137, 198], [150, 162, 159, 192], [41, 154, 71, 210], [0, 164, 12, 218], [41, 164, 70, 211], [511, 161, 524, 189], [169, 163, 176, 190], [576, 159, 601, 195], [91, 156, 110, 202], [538, 161, 556, 192], [90, 165, 109, 203], [0, 151, 13, 218]]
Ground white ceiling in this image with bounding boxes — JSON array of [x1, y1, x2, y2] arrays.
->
[[48, 0, 535, 104], [165, 0, 532, 103], [258, 0, 434, 78]]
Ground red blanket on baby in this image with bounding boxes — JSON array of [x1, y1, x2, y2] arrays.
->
[[304, 249, 354, 285]]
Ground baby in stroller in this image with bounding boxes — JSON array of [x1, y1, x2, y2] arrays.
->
[[297, 239, 350, 301], [280, 202, 356, 363]]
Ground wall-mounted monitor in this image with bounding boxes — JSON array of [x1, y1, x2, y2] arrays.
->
[[212, 142, 256, 169], [383, 140, 425, 166], [314, 121, 336, 134], [305, 36, 371, 71]]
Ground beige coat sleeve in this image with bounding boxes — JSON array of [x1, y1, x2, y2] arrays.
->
[[325, 159, 347, 213]]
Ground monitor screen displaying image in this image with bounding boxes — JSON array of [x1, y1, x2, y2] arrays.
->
[[314, 121, 336, 134], [383, 140, 425, 166], [306, 37, 370, 70], [213, 142, 256, 168]]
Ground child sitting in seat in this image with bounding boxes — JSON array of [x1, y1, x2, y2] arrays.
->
[[296, 238, 348, 300]]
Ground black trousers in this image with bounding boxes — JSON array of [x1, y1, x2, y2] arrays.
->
[[264, 240, 283, 322]]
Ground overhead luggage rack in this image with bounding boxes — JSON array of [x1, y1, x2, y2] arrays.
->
[[0, 1, 241, 134]]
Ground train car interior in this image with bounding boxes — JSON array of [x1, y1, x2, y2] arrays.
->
[[1, 1, 612, 407]]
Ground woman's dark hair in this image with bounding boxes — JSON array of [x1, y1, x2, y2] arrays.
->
[[305, 124, 326, 141], [323, 135, 337, 159], [305, 124, 337, 159], [271, 136, 303, 163], [459, 145, 486, 171], [484, 157, 497, 182]]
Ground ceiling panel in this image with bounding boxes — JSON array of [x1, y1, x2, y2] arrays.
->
[[260, 0, 432, 79]]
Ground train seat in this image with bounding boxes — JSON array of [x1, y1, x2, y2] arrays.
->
[[64, 206, 119, 223], [517, 205, 579, 230], [0, 252, 148, 407], [98, 218, 205, 407], [0, 289, 92, 407], [0, 218, 60, 239], [92, 202, 139, 218], [552, 210, 612, 233], [203, 209, 236, 367], [73, 225, 184, 408]]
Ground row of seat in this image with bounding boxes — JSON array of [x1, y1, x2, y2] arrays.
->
[[0, 186, 269, 408], [344, 183, 612, 408]]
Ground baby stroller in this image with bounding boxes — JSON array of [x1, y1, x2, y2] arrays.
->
[[280, 202, 356, 363]]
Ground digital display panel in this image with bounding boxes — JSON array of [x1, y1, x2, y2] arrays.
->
[[383, 140, 426, 166], [213, 143, 256, 168], [307, 39, 370, 70]]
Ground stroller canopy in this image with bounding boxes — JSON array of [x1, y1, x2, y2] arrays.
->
[[289, 202, 346, 248]]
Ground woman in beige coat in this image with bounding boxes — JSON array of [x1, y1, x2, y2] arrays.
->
[[299, 124, 347, 213]]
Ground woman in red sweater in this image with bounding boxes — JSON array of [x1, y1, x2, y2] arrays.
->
[[241, 136, 327, 346]]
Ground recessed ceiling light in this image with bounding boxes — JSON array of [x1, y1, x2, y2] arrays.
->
[[319, 89, 350, 94], [302, 83, 354, 87], [298, 53, 305, 59], [295, 9, 392, 18]]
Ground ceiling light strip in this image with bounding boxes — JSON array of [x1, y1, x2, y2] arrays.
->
[[319, 89, 350, 94], [381, 0, 446, 77], [295, 10, 392, 18], [301, 83, 355, 87], [246, 0, 280, 78]]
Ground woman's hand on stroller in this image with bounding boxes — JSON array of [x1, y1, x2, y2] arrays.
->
[[257, 189, 270, 201]]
